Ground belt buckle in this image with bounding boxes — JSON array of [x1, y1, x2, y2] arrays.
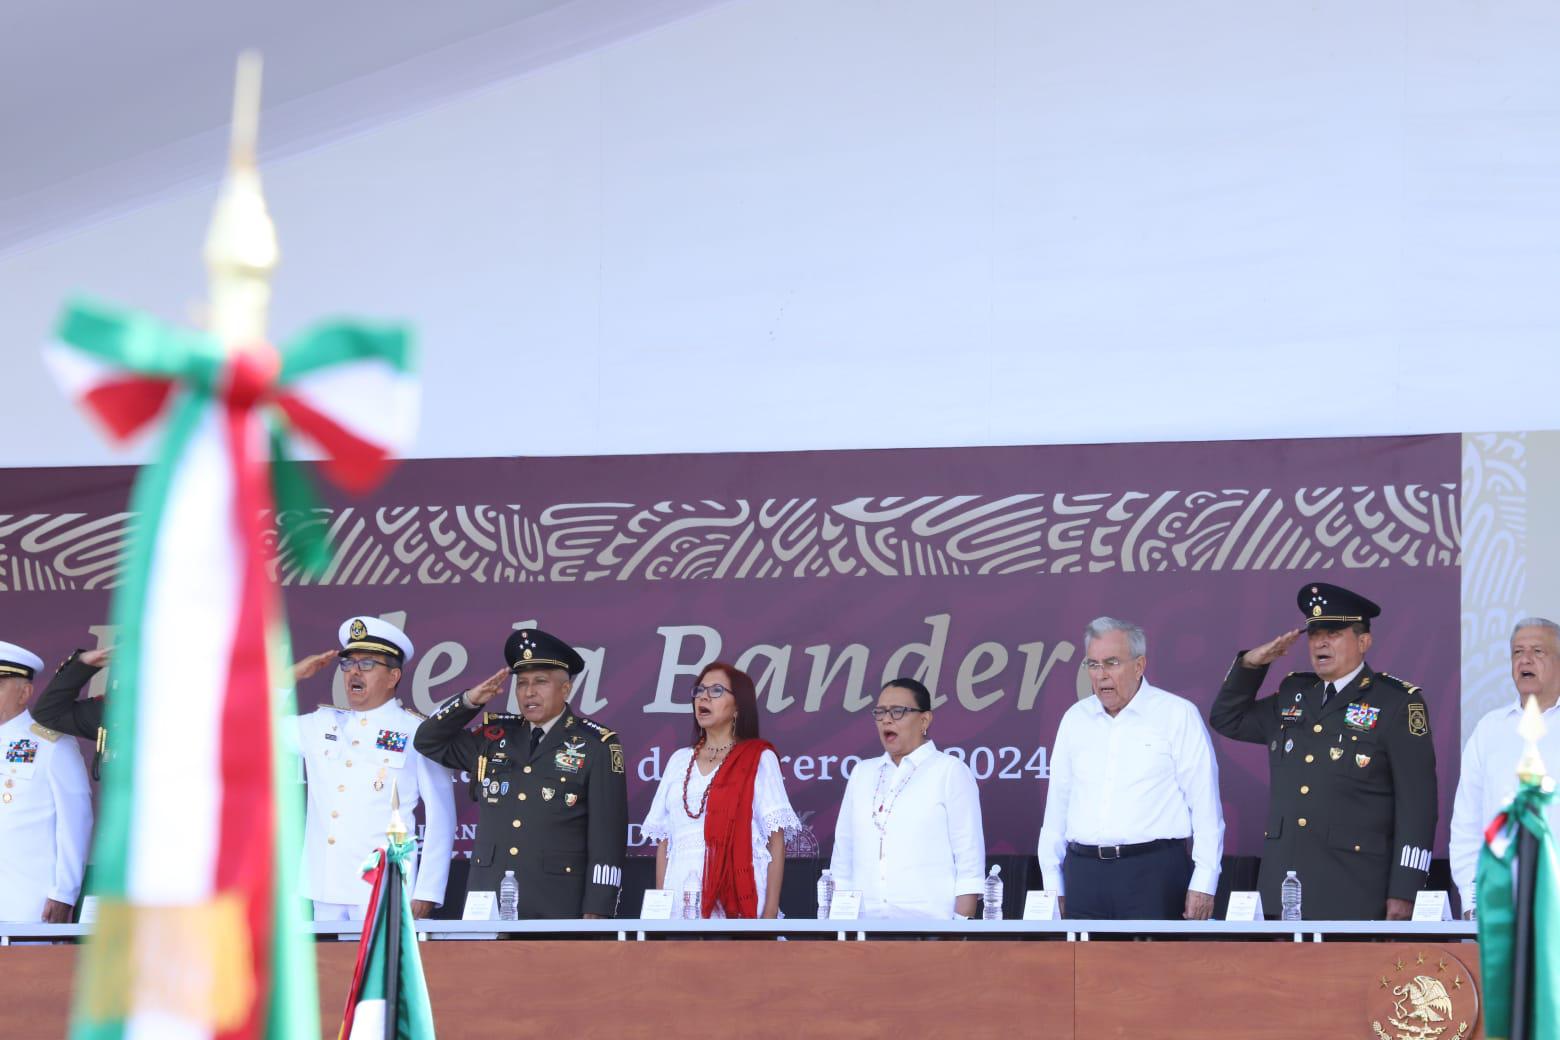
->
[[1098, 844, 1120, 861]]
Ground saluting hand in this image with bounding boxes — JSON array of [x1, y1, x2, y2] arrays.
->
[[1240, 628, 1304, 669], [465, 668, 511, 707], [80, 647, 113, 668], [292, 650, 338, 682]]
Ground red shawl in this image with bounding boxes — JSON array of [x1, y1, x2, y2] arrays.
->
[[701, 738, 775, 919]]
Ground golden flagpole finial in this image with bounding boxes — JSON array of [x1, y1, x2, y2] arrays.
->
[[387, 779, 409, 845], [204, 50, 278, 350], [1516, 695, 1551, 787]]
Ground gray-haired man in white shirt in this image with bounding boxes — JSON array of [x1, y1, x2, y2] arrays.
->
[[1450, 617, 1560, 918], [1038, 617, 1225, 920]]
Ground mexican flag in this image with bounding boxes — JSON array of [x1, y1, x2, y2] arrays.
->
[[48, 298, 416, 1040], [339, 839, 436, 1040], [1477, 776, 1560, 1040]]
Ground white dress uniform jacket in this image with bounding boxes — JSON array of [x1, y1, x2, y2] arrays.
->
[[0, 711, 93, 921], [295, 698, 455, 908]]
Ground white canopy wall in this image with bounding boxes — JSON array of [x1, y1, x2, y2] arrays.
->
[[3, 0, 1559, 468]]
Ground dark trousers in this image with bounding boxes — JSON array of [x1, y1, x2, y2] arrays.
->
[[1062, 840, 1193, 920]]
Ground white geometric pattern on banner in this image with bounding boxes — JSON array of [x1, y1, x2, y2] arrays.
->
[[0, 483, 1459, 592]]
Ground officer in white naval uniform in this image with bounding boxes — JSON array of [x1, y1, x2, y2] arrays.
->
[[293, 618, 455, 921], [0, 640, 93, 923]]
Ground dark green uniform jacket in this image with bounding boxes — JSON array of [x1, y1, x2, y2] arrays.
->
[[1211, 656, 1437, 920], [414, 694, 628, 918], [31, 653, 107, 780]]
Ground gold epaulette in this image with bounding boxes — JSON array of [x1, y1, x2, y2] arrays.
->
[[577, 717, 616, 742], [1375, 672, 1423, 696], [29, 722, 62, 742]]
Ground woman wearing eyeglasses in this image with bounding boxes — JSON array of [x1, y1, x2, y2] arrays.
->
[[828, 677, 986, 919], [641, 662, 800, 918]]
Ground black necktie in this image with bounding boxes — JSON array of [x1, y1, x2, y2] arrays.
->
[[530, 727, 543, 755], [1322, 682, 1337, 707]]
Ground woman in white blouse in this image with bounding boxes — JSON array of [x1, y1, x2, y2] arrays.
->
[[830, 678, 986, 919], [641, 662, 800, 918]]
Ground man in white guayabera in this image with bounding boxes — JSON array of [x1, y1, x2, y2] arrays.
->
[[1449, 616, 1560, 919], [1038, 617, 1225, 920]]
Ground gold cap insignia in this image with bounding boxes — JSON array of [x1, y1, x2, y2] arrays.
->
[[523, 649, 533, 660], [349, 618, 368, 640], [1312, 605, 1322, 617]]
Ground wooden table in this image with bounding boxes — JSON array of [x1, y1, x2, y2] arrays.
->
[[0, 921, 1485, 1039]]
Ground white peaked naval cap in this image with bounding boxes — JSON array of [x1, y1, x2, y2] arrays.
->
[[337, 617, 414, 663], [0, 640, 44, 679]]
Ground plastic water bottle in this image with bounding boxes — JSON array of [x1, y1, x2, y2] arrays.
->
[[982, 865, 1004, 920], [498, 869, 519, 921], [816, 869, 836, 919], [1281, 870, 1302, 921], [681, 871, 703, 920]]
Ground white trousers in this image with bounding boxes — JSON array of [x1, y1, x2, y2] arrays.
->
[[312, 900, 368, 922]]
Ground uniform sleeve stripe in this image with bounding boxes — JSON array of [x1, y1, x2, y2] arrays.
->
[[591, 865, 621, 888], [1399, 846, 1432, 872]]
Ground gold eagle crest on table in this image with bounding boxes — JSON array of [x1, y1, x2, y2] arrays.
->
[[1365, 947, 1478, 1040]]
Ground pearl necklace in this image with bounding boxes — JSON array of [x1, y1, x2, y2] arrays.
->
[[681, 736, 733, 819]]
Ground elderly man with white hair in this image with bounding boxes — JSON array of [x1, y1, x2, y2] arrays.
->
[[1449, 616, 1560, 919], [1038, 617, 1225, 920]]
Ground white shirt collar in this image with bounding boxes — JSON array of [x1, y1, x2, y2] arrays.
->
[[1506, 694, 1560, 716], [348, 697, 402, 719], [1084, 678, 1158, 718], [897, 739, 938, 768], [1326, 662, 1366, 694]]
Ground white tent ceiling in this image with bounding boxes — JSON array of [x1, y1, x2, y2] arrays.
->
[[0, 0, 727, 255]]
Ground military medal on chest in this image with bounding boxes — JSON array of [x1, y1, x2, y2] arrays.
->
[[555, 736, 587, 773]]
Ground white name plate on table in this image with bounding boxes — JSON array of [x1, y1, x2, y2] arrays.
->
[[1023, 891, 1059, 921], [640, 889, 676, 920], [78, 895, 100, 926], [1412, 890, 1453, 922], [462, 891, 498, 921], [1225, 891, 1264, 921], [827, 891, 862, 920]]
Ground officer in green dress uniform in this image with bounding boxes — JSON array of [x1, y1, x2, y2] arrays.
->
[[31, 648, 110, 780], [1210, 583, 1438, 920], [413, 628, 628, 918]]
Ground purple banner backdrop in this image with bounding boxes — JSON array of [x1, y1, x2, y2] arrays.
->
[[0, 435, 1460, 860]]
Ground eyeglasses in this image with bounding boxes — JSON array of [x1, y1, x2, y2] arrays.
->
[[870, 706, 927, 721], [1083, 657, 1134, 672], [338, 658, 392, 673], [691, 684, 730, 700]]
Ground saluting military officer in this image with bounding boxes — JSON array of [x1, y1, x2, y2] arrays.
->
[[0, 640, 93, 923], [32, 645, 111, 779], [292, 617, 456, 921], [1210, 583, 1438, 920], [414, 627, 628, 919]]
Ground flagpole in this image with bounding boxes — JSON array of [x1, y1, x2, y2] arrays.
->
[[1509, 694, 1550, 1040], [383, 782, 409, 1040]]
